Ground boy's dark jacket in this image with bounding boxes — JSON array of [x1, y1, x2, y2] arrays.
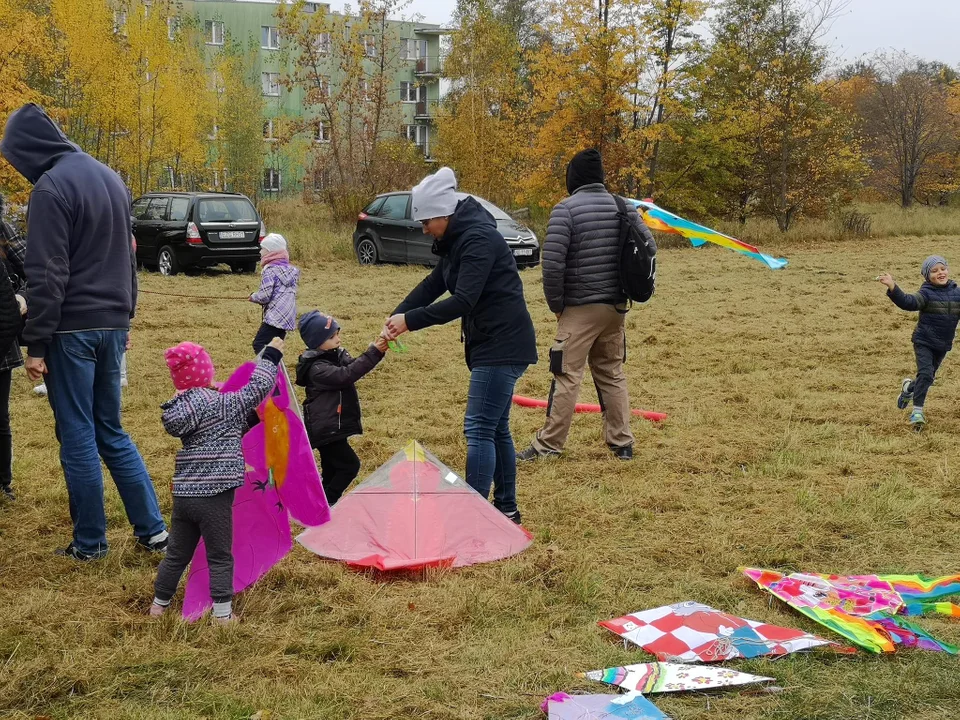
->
[[888, 280, 960, 352], [296, 345, 384, 447], [392, 196, 538, 370]]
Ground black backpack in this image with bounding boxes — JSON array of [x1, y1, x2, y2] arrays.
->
[[0, 259, 21, 359], [613, 195, 657, 303]]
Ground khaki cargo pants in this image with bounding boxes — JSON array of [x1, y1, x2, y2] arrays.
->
[[532, 303, 634, 453]]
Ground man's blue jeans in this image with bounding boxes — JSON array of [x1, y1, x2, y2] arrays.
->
[[464, 365, 527, 514], [46, 330, 165, 557]]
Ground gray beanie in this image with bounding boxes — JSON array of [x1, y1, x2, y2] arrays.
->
[[411, 167, 459, 222], [922, 255, 948, 280]]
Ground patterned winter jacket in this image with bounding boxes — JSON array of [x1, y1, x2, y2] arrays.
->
[[161, 348, 282, 497], [250, 262, 300, 330], [542, 183, 654, 314], [888, 281, 960, 353]]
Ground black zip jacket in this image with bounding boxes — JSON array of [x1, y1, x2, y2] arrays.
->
[[295, 345, 384, 447], [393, 196, 538, 370]]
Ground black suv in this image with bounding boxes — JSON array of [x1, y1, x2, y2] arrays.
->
[[353, 192, 540, 268], [131, 192, 265, 275]]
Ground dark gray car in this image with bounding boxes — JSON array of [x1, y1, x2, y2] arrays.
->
[[353, 192, 540, 268]]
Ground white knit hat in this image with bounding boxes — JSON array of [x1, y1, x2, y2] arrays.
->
[[411, 167, 459, 222], [260, 233, 287, 252]]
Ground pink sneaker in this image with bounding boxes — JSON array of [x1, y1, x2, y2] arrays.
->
[[148, 602, 166, 617]]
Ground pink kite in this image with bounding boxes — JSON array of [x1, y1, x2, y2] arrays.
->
[[298, 441, 532, 572], [182, 362, 330, 620], [512, 394, 666, 422]]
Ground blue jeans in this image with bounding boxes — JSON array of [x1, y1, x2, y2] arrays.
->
[[46, 330, 165, 556], [464, 365, 527, 514]]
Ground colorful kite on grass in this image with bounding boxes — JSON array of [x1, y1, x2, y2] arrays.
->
[[542, 692, 669, 719], [599, 601, 843, 662], [630, 199, 788, 270], [580, 662, 773, 694], [742, 568, 960, 654], [182, 362, 331, 620]]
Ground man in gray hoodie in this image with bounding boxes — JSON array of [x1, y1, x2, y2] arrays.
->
[[0, 103, 167, 560]]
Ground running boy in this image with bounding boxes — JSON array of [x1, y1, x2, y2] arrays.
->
[[878, 255, 960, 427]]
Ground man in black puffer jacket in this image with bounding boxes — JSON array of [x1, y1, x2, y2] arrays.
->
[[383, 167, 537, 525], [519, 149, 655, 462]]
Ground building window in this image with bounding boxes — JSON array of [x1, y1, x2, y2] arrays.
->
[[113, 10, 127, 35], [167, 17, 180, 40], [360, 79, 371, 101], [400, 81, 416, 103], [315, 121, 330, 143], [263, 169, 281, 193], [205, 20, 224, 46], [363, 34, 376, 57], [318, 75, 331, 99], [264, 119, 276, 141], [261, 26, 280, 50], [403, 38, 426, 61], [313, 167, 330, 191], [262, 72, 281, 97], [314, 32, 331, 55]]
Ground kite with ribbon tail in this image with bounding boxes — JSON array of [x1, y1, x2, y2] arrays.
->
[[742, 568, 960, 654], [630, 199, 788, 270]]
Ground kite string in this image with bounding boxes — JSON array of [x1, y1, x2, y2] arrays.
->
[[139, 289, 250, 301]]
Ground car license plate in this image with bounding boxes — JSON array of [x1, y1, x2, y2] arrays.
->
[[219, 231, 245, 240], [513, 248, 534, 256]]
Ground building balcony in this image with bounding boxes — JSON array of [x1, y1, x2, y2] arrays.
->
[[414, 57, 444, 77], [415, 100, 438, 119]]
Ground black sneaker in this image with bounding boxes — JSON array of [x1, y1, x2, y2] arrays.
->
[[0, 485, 14, 501], [516, 445, 559, 463], [897, 378, 914, 410], [55, 544, 100, 561], [502, 510, 522, 525], [611, 445, 633, 461], [137, 531, 169, 553]]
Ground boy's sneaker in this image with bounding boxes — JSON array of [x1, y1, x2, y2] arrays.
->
[[897, 378, 914, 410], [148, 602, 167, 617], [137, 531, 169, 553], [516, 445, 560, 463], [213, 613, 239, 625], [0, 485, 14, 501], [54, 543, 101, 561], [611, 445, 633, 461], [502, 510, 522, 525], [909, 409, 927, 428]]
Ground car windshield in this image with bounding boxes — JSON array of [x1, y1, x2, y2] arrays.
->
[[467, 195, 512, 221], [197, 198, 257, 223]]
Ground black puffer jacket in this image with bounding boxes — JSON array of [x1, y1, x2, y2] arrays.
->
[[542, 184, 653, 314], [888, 281, 960, 352], [296, 345, 384, 447], [393, 196, 538, 370]]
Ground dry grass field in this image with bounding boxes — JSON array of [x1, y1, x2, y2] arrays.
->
[[1, 230, 960, 720]]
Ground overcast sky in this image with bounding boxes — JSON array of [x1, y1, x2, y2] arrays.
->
[[396, 0, 960, 67]]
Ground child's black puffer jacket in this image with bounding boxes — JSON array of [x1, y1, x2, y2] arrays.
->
[[296, 345, 384, 448]]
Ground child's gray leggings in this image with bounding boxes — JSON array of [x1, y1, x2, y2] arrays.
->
[[154, 488, 235, 603]]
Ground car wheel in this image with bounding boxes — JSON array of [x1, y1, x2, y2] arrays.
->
[[231, 261, 258, 274], [356, 237, 378, 265], [158, 246, 180, 276]]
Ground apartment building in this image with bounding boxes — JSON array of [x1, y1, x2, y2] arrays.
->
[[179, 0, 445, 194]]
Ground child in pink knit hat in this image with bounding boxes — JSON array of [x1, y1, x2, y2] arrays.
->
[[151, 337, 285, 623]]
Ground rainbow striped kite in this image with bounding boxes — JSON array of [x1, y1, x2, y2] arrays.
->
[[630, 199, 788, 270]]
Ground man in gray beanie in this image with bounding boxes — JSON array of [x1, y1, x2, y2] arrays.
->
[[878, 254, 960, 427]]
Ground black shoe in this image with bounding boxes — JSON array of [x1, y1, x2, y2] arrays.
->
[[516, 445, 559, 463], [502, 510, 522, 525], [0, 485, 14, 501], [137, 531, 169, 553], [611, 445, 633, 461], [54, 543, 100, 561]]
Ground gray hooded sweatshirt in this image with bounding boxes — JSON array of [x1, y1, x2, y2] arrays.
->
[[0, 104, 137, 358]]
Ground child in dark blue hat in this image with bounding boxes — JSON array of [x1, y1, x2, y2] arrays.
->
[[879, 255, 960, 428], [295, 311, 388, 503]]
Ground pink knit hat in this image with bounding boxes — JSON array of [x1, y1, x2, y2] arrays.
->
[[164, 341, 215, 391]]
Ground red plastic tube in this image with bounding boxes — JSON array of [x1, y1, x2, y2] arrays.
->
[[512, 395, 666, 422]]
